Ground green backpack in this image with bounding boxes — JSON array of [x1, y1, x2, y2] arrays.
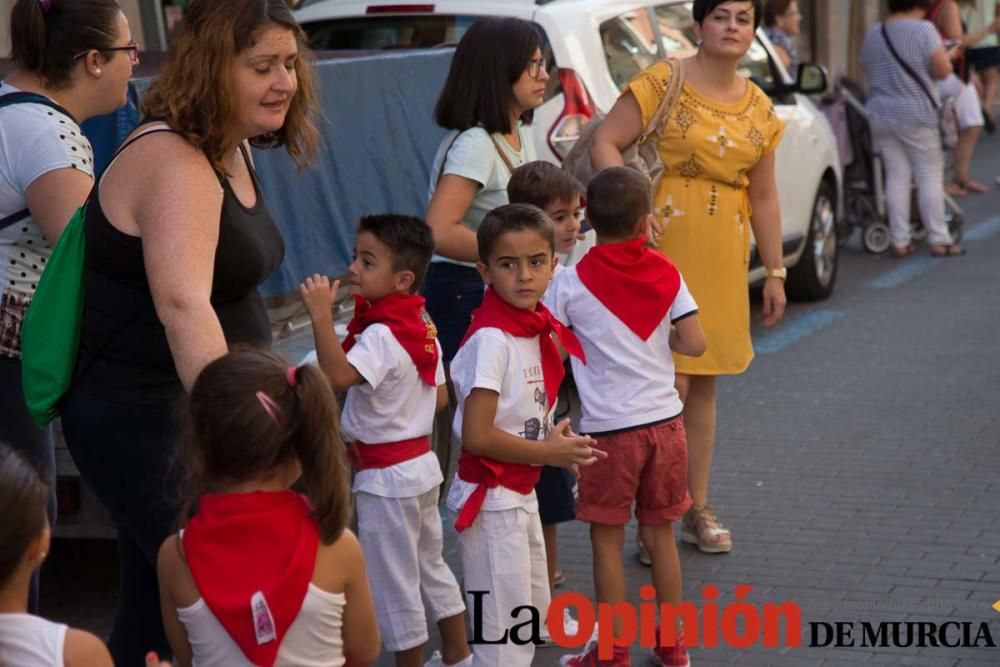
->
[[18, 121, 172, 427], [20, 205, 87, 427]]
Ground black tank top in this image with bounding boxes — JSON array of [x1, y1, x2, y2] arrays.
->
[[75, 127, 285, 403]]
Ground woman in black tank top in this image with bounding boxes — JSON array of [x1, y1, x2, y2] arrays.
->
[[59, 2, 320, 664]]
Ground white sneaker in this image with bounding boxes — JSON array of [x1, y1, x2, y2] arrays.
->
[[539, 608, 599, 646], [423, 650, 473, 667]]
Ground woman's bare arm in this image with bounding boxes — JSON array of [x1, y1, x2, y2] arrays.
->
[[747, 152, 787, 328], [590, 92, 643, 171], [425, 174, 480, 263]]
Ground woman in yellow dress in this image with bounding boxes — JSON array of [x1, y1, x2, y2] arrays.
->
[[592, 0, 786, 554]]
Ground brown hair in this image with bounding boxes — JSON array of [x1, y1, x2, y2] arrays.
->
[[507, 161, 585, 212], [8, 0, 121, 90], [0, 443, 48, 588], [178, 348, 349, 544], [586, 167, 651, 240], [763, 0, 796, 27], [141, 0, 320, 174], [477, 203, 554, 263]]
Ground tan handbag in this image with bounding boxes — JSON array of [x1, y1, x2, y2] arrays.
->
[[562, 58, 686, 187]]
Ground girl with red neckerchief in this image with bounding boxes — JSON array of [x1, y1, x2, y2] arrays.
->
[[156, 349, 380, 667]]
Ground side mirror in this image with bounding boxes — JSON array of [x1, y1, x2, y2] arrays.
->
[[796, 63, 829, 95]]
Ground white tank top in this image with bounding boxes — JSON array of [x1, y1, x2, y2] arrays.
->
[[0, 613, 66, 667], [177, 584, 347, 667]]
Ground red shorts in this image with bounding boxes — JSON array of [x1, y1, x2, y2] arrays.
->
[[576, 417, 692, 526]]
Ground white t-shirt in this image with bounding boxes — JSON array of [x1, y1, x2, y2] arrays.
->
[[341, 324, 446, 498], [446, 328, 553, 514], [0, 613, 67, 667], [543, 266, 698, 434], [0, 82, 94, 358], [427, 124, 536, 268]]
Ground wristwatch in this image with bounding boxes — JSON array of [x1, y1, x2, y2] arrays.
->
[[766, 266, 787, 280]]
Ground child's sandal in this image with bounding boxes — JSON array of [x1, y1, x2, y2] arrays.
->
[[681, 505, 732, 554]]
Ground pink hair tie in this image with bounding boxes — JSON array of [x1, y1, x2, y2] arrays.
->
[[38, 0, 53, 15], [256, 391, 286, 427], [286, 365, 299, 388]]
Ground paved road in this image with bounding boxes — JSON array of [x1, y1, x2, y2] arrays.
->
[[41, 144, 1000, 665]]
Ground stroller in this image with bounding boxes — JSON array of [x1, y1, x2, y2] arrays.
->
[[820, 77, 964, 253]]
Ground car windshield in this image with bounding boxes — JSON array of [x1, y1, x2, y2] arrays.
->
[[302, 15, 481, 50]]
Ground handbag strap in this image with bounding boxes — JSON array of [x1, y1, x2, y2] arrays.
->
[[0, 209, 30, 233], [880, 23, 941, 111], [640, 57, 686, 142], [488, 133, 519, 175]]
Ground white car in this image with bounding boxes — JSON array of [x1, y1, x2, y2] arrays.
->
[[296, 0, 842, 300]]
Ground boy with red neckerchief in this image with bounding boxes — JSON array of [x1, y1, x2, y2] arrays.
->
[[546, 168, 707, 667], [446, 204, 606, 667], [300, 215, 472, 667]]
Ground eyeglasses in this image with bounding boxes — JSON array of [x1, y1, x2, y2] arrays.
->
[[527, 57, 547, 80], [74, 41, 141, 66]]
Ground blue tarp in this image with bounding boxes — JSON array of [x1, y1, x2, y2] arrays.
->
[[83, 49, 454, 299]]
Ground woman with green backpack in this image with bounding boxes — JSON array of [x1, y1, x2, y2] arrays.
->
[[0, 0, 136, 613], [56, 1, 321, 664]]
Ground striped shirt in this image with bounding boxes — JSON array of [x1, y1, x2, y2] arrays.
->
[[860, 19, 943, 128]]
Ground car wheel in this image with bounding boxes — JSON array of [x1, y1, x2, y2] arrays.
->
[[787, 180, 838, 301], [862, 222, 892, 254]]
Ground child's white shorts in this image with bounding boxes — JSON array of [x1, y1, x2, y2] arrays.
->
[[456, 505, 551, 667], [356, 488, 466, 652]]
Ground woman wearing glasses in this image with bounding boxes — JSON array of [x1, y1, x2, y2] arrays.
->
[[0, 0, 135, 613], [424, 17, 550, 363]]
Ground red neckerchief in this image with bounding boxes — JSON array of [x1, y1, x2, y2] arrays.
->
[[343, 293, 439, 386], [182, 491, 319, 667], [459, 286, 584, 409], [574, 236, 681, 341]]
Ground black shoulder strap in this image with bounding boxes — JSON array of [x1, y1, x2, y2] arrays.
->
[[0, 209, 30, 233], [0, 91, 78, 122], [880, 23, 940, 110]]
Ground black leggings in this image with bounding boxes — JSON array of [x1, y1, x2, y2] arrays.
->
[[61, 385, 179, 666], [0, 354, 56, 614]]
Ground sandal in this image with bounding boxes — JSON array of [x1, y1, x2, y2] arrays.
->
[[930, 244, 966, 257], [946, 181, 968, 197], [892, 244, 916, 258], [681, 505, 732, 554], [553, 570, 566, 587]]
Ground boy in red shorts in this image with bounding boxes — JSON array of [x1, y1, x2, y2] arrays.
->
[[545, 167, 706, 667]]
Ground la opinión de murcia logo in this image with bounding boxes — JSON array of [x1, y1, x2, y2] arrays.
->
[[466, 587, 1000, 658]]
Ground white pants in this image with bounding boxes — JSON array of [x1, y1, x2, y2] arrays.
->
[[356, 489, 466, 652], [871, 118, 953, 249], [457, 506, 551, 667]]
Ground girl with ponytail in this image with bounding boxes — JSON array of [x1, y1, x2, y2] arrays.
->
[[156, 348, 380, 667]]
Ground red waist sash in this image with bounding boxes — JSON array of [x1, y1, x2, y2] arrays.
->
[[453, 452, 540, 532], [348, 436, 431, 470]]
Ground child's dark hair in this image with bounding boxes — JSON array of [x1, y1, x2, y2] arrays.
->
[[178, 348, 350, 544], [8, 0, 123, 90], [358, 214, 435, 292], [434, 17, 542, 134], [0, 442, 48, 589], [477, 203, 554, 263], [693, 0, 764, 29], [507, 161, 585, 211], [585, 167, 652, 240]]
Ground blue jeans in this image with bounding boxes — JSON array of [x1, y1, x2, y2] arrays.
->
[[61, 386, 178, 666], [422, 261, 484, 363], [0, 354, 55, 614]]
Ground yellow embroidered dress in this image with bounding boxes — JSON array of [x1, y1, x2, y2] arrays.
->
[[627, 61, 785, 375]]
